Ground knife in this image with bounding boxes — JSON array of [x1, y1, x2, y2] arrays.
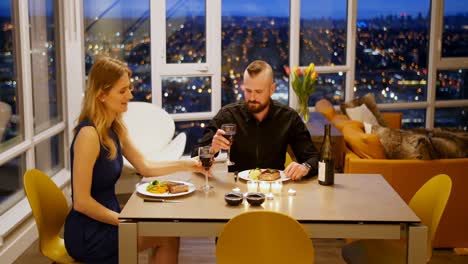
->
[[143, 198, 183, 203]]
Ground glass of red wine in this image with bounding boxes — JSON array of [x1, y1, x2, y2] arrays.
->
[[198, 145, 214, 192], [220, 123, 236, 166]]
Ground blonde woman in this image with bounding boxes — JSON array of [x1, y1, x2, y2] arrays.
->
[[64, 57, 201, 264]]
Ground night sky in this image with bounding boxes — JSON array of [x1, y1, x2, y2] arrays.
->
[[0, 0, 466, 18]]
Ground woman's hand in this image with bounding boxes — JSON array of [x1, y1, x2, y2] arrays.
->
[[187, 157, 214, 178], [185, 158, 205, 173]]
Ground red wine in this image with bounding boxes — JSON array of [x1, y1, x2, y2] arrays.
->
[[318, 124, 334, 185], [223, 132, 235, 144], [200, 154, 213, 169]]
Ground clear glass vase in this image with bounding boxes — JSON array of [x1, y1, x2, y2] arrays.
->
[[297, 96, 310, 123]]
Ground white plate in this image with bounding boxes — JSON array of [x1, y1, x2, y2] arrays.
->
[[136, 181, 196, 198], [238, 169, 290, 182]]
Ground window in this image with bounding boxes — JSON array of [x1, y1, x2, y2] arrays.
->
[[175, 119, 210, 154], [308, 72, 346, 106], [166, 0, 206, 63], [300, 1, 348, 106], [0, 1, 21, 150], [162, 76, 212, 113], [442, 0, 468, 57], [0, 155, 25, 215], [387, 109, 426, 129], [356, 0, 430, 104], [35, 134, 64, 175], [159, 0, 216, 114], [300, 0, 347, 66], [436, 69, 468, 100], [29, 0, 61, 133], [435, 107, 468, 130], [0, 0, 65, 217], [221, 0, 290, 106], [78, 0, 468, 157], [83, 0, 151, 102]]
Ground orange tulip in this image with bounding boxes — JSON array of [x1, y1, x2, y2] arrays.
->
[[294, 66, 301, 76], [311, 71, 318, 80]]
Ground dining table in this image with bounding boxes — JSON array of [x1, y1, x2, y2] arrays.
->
[[118, 164, 427, 263]]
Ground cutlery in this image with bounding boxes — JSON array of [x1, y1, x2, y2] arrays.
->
[[143, 198, 183, 203]]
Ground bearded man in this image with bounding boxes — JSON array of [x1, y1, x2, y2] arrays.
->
[[192, 60, 318, 180]]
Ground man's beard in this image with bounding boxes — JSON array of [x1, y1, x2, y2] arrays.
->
[[246, 100, 269, 113]]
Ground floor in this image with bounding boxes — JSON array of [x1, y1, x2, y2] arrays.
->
[[14, 195, 468, 263], [13, 237, 468, 264]]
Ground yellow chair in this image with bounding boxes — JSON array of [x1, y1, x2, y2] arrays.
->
[[216, 211, 314, 264], [341, 174, 452, 264], [23, 169, 78, 263]]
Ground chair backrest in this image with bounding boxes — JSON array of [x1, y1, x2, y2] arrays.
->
[[0, 101, 12, 141], [23, 169, 70, 259], [409, 174, 452, 261], [123, 102, 175, 155], [216, 211, 314, 264]]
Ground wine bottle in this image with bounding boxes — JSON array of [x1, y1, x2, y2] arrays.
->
[[318, 124, 334, 185]]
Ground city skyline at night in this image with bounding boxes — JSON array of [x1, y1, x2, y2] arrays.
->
[[1, 0, 467, 153]]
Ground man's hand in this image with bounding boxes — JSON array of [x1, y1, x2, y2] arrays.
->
[[210, 129, 231, 154], [284, 162, 309, 180]]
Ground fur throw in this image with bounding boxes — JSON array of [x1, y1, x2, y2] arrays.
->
[[372, 126, 468, 160]]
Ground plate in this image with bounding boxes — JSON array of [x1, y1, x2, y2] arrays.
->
[[238, 169, 290, 182], [136, 181, 196, 198]]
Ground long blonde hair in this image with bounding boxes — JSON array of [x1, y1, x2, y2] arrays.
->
[[75, 57, 131, 160]]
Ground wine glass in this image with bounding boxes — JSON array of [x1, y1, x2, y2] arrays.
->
[[198, 145, 214, 192], [220, 123, 236, 166]]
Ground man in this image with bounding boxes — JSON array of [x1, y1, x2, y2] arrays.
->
[[192, 60, 318, 180]]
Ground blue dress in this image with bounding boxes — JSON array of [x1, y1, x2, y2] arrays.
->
[[64, 120, 123, 264]]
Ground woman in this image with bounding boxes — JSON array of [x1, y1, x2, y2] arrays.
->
[[64, 57, 201, 264]]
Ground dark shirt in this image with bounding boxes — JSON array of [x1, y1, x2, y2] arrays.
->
[[192, 100, 319, 177]]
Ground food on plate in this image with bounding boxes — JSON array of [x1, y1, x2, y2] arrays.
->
[[166, 181, 189, 194], [248, 168, 262, 180], [146, 180, 188, 194], [146, 180, 168, 194], [248, 168, 281, 181]]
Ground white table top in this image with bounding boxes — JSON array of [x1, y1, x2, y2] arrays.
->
[[120, 168, 419, 224]]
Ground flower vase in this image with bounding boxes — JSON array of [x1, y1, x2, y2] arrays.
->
[[298, 96, 310, 123]]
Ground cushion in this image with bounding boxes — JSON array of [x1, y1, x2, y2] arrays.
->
[[363, 122, 373, 134], [332, 116, 362, 132], [345, 104, 380, 126], [315, 99, 336, 121], [342, 124, 386, 159], [371, 126, 435, 160], [341, 93, 387, 126]]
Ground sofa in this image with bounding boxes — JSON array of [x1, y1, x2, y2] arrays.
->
[[315, 98, 468, 249]]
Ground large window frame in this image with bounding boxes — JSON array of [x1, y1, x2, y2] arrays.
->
[[74, 0, 468, 158], [155, 0, 468, 128], [0, 0, 71, 246], [151, 0, 222, 122], [77, 0, 467, 131], [426, 0, 468, 128]]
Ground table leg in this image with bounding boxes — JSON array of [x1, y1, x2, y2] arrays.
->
[[119, 221, 138, 263], [407, 224, 427, 264]]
